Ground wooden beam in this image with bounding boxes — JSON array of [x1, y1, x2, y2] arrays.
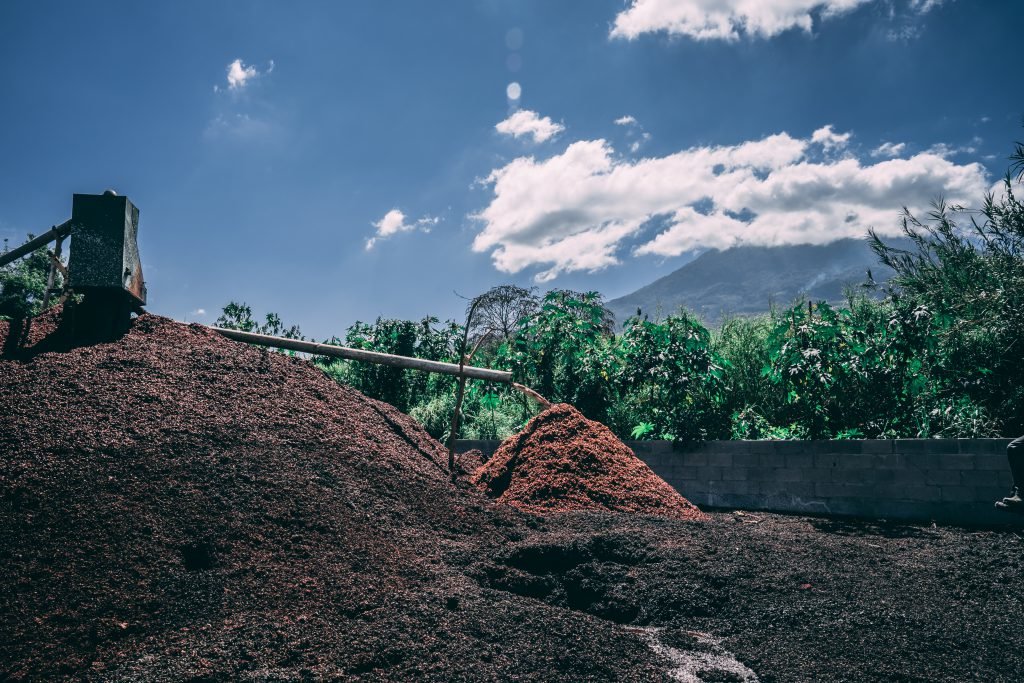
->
[[210, 326, 514, 383]]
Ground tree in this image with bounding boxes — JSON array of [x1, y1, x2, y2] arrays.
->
[[0, 240, 60, 320], [215, 301, 303, 339], [466, 285, 539, 344], [868, 147, 1024, 434]]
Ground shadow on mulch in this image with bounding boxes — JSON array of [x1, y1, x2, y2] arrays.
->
[[809, 517, 937, 539], [1, 305, 132, 360]]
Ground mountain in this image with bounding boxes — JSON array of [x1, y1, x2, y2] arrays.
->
[[607, 238, 901, 327]]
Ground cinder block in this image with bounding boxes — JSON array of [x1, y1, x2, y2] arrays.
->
[[876, 453, 905, 469], [816, 454, 874, 469], [960, 439, 1012, 455], [898, 439, 960, 454], [773, 440, 812, 454], [974, 455, 1009, 471], [732, 452, 760, 467], [673, 466, 698, 481], [833, 468, 892, 485], [938, 454, 975, 471], [890, 468, 927, 485], [925, 470, 961, 486], [772, 468, 806, 483], [744, 441, 784, 454], [680, 452, 709, 467], [761, 481, 816, 498], [705, 452, 734, 467], [875, 484, 942, 502], [785, 453, 814, 469], [940, 485, 977, 503], [959, 470, 1003, 487], [860, 440, 895, 454], [814, 440, 863, 453], [720, 481, 759, 496], [711, 493, 761, 510], [826, 499, 876, 517], [802, 467, 833, 483], [759, 452, 788, 468], [697, 466, 723, 481], [899, 452, 940, 470], [680, 479, 710, 495], [815, 482, 873, 498], [721, 467, 749, 482]]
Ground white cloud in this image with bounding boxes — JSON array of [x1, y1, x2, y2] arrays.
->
[[810, 124, 851, 151], [190, 308, 207, 317], [610, 0, 943, 41], [909, 0, 945, 11], [927, 140, 980, 158], [495, 110, 565, 143], [472, 127, 988, 281], [989, 176, 1024, 205], [871, 141, 907, 158], [227, 59, 258, 90], [615, 115, 639, 126], [365, 209, 439, 250]]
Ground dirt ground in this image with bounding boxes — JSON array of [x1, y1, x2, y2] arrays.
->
[[470, 509, 1024, 682], [2, 310, 1023, 681]]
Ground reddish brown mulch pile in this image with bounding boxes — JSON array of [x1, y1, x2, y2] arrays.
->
[[471, 404, 707, 521], [0, 312, 667, 681], [452, 448, 486, 485]]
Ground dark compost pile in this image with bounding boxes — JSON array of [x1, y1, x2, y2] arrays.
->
[[472, 403, 707, 521]]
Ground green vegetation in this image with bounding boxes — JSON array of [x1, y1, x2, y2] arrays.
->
[[218, 141, 1022, 442], [0, 241, 58, 320]]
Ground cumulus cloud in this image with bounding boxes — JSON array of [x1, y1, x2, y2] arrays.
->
[[614, 115, 639, 126], [495, 110, 565, 143], [228, 59, 257, 89], [365, 209, 439, 250], [610, 0, 943, 41], [989, 176, 1024, 205], [213, 58, 270, 93], [871, 141, 907, 158], [471, 128, 988, 282], [810, 124, 851, 151]]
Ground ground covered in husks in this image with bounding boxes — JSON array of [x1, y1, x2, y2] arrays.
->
[[471, 403, 706, 521], [2, 310, 1023, 681]]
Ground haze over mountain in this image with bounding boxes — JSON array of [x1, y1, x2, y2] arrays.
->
[[607, 238, 902, 327]]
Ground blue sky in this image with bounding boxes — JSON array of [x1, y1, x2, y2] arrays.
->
[[1, 0, 1022, 339]]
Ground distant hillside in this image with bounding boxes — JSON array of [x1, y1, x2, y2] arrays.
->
[[608, 238, 901, 327]]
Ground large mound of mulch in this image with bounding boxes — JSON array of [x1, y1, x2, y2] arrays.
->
[[471, 404, 707, 521], [0, 311, 667, 681]]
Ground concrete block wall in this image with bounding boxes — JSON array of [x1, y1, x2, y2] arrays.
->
[[454, 438, 1017, 525]]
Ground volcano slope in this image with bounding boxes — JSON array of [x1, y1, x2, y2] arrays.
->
[[0, 311, 670, 681]]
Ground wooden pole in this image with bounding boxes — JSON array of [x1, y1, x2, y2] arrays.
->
[[210, 326, 514, 384], [0, 221, 72, 270], [41, 236, 64, 310]]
